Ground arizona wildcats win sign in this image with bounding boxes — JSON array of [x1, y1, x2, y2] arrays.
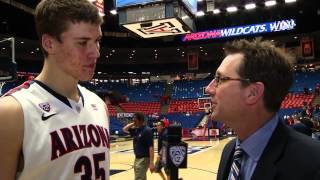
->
[[182, 19, 296, 42]]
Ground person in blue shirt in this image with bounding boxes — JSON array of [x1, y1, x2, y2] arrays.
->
[[205, 38, 320, 180], [123, 112, 155, 180]]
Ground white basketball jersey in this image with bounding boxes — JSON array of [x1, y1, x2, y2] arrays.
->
[[9, 80, 110, 180]]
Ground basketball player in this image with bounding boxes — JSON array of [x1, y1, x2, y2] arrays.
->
[[0, 0, 110, 179]]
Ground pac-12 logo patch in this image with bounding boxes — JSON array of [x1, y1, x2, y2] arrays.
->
[[169, 145, 186, 167], [38, 102, 51, 112], [91, 104, 98, 110]]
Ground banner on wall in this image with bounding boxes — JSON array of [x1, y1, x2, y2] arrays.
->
[[182, 19, 296, 42], [301, 38, 314, 59], [187, 53, 198, 71]]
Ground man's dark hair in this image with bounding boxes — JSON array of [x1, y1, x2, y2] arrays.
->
[[133, 112, 145, 122], [223, 38, 294, 112], [34, 0, 103, 57]]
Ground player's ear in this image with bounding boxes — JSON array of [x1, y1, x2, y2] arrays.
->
[[42, 34, 56, 55]]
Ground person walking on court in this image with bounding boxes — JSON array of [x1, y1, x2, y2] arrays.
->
[[205, 38, 320, 180], [122, 112, 155, 180], [154, 120, 170, 180], [0, 0, 110, 179]]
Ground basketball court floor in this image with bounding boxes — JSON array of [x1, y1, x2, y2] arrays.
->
[[110, 137, 233, 180]]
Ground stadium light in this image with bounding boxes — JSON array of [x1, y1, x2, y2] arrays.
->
[[110, 9, 117, 15], [245, 3, 256, 10], [196, 11, 205, 17], [265, 0, 276, 7], [226, 6, 238, 13], [285, 0, 296, 3], [213, 9, 220, 14]]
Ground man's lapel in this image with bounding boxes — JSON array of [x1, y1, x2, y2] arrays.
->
[[251, 121, 289, 180], [217, 139, 236, 180]]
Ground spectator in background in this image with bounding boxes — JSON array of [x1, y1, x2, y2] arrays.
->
[[204, 103, 212, 115], [287, 115, 295, 126], [154, 120, 170, 180], [292, 117, 313, 136], [315, 104, 320, 114], [301, 101, 308, 116], [303, 86, 309, 94], [315, 83, 320, 96], [205, 38, 320, 180], [282, 115, 289, 125], [122, 112, 155, 180], [306, 102, 314, 118], [162, 117, 169, 128]]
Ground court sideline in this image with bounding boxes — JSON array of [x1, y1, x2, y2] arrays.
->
[[110, 138, 233, 180]]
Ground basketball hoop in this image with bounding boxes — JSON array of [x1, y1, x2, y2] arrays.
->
[[117, 0, 196, 38], [0, 37, 17, 82]]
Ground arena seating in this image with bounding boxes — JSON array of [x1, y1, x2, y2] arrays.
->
[[168, 99, 201, 113], [171, 79, 210, 99], [106, 103, 117, 117], [290, 71, 320, 92], [281, 93, 315, 108], [110, 116, 124, 135], [96, 82, 165, 102], [119, 102, 161, 115]]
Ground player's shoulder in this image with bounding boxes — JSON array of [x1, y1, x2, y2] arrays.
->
[[0, 95, 23, 124], [0, 95, 22, 111]]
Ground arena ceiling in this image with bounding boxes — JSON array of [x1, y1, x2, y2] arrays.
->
[[0, 0, 320, 76]]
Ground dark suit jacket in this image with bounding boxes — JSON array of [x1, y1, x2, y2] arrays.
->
[[217, 121, 320, 180]]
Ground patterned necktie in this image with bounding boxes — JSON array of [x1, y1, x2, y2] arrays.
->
[[229, 145, 243, 180]]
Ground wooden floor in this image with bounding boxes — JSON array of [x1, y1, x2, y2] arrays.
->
[[110, 137, 233, 180]]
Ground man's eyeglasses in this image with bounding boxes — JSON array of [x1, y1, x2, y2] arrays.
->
[[213, 75, 251, 87]]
